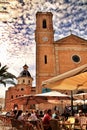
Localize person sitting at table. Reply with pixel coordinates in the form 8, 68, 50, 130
28, 110, 38, 121
64, 114, 75, 130
52, 110, 59, 119
15, 110, 24, 121
74, 117, 80, 130
39, 110, 44, 119
42, 109, 52, 130
15, 110, 34, 130
79, 113, 87, 130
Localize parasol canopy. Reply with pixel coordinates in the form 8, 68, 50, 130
42, 64, 87, 91
10, 95, 48, 105
73, 92, 87, 100
35, 91, 71, 100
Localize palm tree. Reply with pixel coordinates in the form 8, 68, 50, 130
0, 63, 16, 86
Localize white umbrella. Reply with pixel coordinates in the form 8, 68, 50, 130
73, 93, 87, 100
10, 95, 48, 105
36, 91, 71, 114
35, 91, 71, 100
47, 99, 71, 105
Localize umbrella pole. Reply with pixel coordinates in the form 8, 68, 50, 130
71, 90, 74, 116
83, 95, 86, 113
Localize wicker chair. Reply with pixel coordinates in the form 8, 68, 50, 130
37, 119, 44, 130
49, 119, 61, 130
11, 118, 17, 130
11, 118, 34, 130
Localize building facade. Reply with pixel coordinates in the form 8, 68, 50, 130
35, 12, 87, 95
5, 64, 36, 111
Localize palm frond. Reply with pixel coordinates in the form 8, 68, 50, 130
0, 65, 8, 76
0, 64, 17, 87
0, 80, 6, 87
4, 80, 16, 86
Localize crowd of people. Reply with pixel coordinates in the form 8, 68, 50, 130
4, 108, 87, 130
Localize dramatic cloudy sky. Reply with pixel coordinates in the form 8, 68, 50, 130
0, 0, 87, 97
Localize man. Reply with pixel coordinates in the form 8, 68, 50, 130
42, 109, 52, 130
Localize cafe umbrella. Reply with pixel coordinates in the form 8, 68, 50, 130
73, 92, 87, 101
35, 91, 71, 100
73, 92, 87, 111
10, 94, 48, 105
36, 91, 71, 113
42, 64, 87, 91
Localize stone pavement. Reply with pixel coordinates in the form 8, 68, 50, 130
0, 120, 12, 130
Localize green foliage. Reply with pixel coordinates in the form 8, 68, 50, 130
0, 64, 16, 87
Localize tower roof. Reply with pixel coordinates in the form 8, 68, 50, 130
19, 64, 31, 77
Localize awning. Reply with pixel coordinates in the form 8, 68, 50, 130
42, 64, 87, 91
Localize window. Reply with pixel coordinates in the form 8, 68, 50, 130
23, 79, 25, 83
43, 19, 47, 28
28, 80, 30, 84
14, 104, 18, 109
44, 55, 47, 64
11, 95, 13, 99
21, 88, 24, 91
72, 55, 80, 63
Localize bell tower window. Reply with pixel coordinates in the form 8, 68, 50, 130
43, 19, 47, 28
44, 55, 47, 64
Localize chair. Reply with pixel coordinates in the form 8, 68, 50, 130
74, 123, 82, 130
31, 120, 44, 130
11, 118, 17, 130
11, 118, 31, 130
49, 119, 61, 130
37, 119, 44, 130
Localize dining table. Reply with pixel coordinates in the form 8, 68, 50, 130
26, 119, 40, 130
59, 120, 75, 130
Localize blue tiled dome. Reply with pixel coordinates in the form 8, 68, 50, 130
20, 70, 31, 77
19, 64, 31, 77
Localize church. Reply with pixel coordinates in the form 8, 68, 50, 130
35, 12, 87, 96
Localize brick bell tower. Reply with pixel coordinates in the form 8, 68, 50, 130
35, 12, 56, 93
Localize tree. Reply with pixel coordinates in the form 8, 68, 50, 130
0, 63, 16, 87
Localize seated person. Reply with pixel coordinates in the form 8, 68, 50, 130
79, 113, 87, 130
65, 115, 75, 129
42, 109, 52, 130
15, 110, 24, 121
52, 110, 59, 119
15, 110, 34, 130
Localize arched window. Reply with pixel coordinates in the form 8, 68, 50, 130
28, 80, 30, 84
11, 95, 13, 99
44, 55, 47, 64
23, 79, 25, 83
21, 88, 24, 91
43, 19, 47, 28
